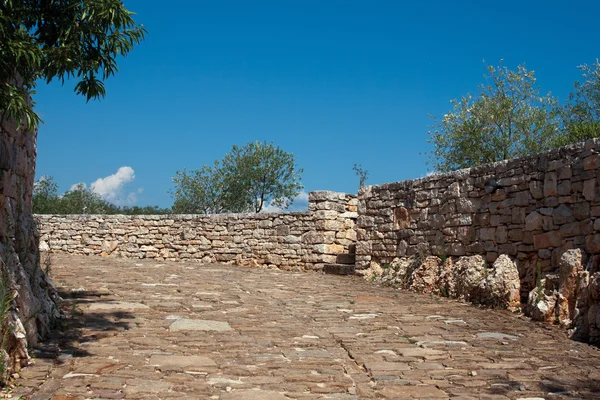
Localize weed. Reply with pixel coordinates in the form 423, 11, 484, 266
536, 262, 544, 299
70, 300, 82, 317
400, 334, 417, 344
0, 259, 13, 380
43, 248, 52, 276
415, 245, 427, 263
381, 264, 391, 270
349, 300, 355, 305
438, 249, 448, 263
370, 273, 378, 282
440, 286, 448, 298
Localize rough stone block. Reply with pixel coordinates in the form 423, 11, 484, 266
323, 263, 355, 275
534, 231, 563, 249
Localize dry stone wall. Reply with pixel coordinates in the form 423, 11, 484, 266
0, 88, 60, 380
36, 191, 357, 271
356, 138, 600, 293
356, 138, 600, 345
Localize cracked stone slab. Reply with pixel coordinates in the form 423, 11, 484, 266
87, 301, 149, 311
169, 319, 232, 332
148, 355, 216, 371
220, 389, 289, 400
476, 331, 519, 340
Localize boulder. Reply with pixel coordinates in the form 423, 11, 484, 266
482, 255, 521, 309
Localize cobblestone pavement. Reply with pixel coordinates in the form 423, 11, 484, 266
13, 254, 600, 399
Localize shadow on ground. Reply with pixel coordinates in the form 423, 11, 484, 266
32, 289, 135, 362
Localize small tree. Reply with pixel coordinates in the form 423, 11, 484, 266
555, 60, 600, 147
353, 164, 368, 189
171, 163, 236, 214
171, 142, 303, 214
59, 183, 116, 214
222, 141, 303, 212
33, 177, 118, 214
428, 61, 560, 172
1, 0, 146, 129
32, 175, 59, 213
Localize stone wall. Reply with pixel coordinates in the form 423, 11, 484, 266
356, 138, 600, 295
0, 91, 60, 380
36, 191, 357, 271
355, 138, 600, 345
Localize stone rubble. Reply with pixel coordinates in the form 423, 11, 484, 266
360, 254, 521, 310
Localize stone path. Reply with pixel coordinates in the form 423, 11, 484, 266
12, 254, 600, 399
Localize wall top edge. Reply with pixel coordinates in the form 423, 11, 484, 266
361, 138, 600, 194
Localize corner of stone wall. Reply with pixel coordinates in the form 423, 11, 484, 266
307, 191, 358, 269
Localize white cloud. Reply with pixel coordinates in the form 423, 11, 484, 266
90, 166, 135, 200
261, 190, 309, 213
84, 166, 141, 206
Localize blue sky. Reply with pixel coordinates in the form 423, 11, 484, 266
34, 0, 600, 209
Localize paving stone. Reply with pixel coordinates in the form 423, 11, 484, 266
476, 332, 519, 340
377, 384, 448, 398
87, 301, 149, 311
220, 389, 290, 399
148, 355, 217, 371
169, 319, 233, 331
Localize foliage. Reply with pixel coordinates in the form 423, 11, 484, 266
428, 61, 560, 172
0, 0, 146, 130
171, 162, 232, 214
32, 175, 59, 214
0, 259, 11, 382
58, 183, 115, 214
353, 164, 368, 189
222, 141, 304, 212
554, 60, 600, 147
171, 141, 303, 214
32, 176, 169, 215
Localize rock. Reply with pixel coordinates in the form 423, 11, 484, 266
88, 301, 149, 311
525, 211, 543, 231
221, 390, 289, 400
409, 256, 442, 295
101, 240, 118, 254
557, 249, 584, 324
148, 355, 216, 371
451, 255, 486, 301
169, 319, 233, 332
39, 241, 50, 252
482, 255, 521, 309
323, 263, 355, 275
533, 231, 562, 249
586, 273, 600, 345
476, 332, 518, 340
544, 172, 558, 197
526, 285, 558, 323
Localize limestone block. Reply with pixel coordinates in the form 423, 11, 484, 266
583, 179, 596, 201
544, 172, 558, 197
553, 204, 574, 225
586, 234, 600, 253
525, 211, 543, 231
312, 244, 345, 255
309, 191, 346, 202
533, 231, 562, 249
529, 181, 544, 199
583, 154, 600, 170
